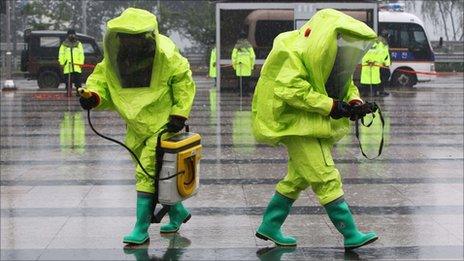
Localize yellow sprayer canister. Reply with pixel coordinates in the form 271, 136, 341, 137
157, 132, 201, 205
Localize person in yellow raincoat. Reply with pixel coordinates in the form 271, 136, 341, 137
209, 46, 217, 85
252, 9, 378, 250
58, 29, 84, 94
231, 32, 255, 95
360, 38, 390, 97
378, 30, 391, 96
78, 8, 196, 246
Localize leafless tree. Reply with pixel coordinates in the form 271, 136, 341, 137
409, 0, 464, 41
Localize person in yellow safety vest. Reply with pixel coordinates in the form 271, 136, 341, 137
378, 30, 391, 96
77, 8, 196, 247
209, 47, 217, 85
58, 29, 84, 95
252, 9, 378, 250
360, 40, 386, 97
231, 33, 255, 95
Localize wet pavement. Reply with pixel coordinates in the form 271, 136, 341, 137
1, 76, 463, 260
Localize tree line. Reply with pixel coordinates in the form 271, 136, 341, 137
1, 0, 216, 48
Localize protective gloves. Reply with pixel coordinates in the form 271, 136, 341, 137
348, 100, 363, 107
329, 100, 352, 119
166, 115, 187, 133
78, 89, 100, 110
349, 100, 376, 121
348, 100, 365, 121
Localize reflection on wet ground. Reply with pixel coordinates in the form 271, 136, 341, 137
1, 76, 463, 260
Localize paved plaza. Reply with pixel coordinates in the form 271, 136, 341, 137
1, 75, 463, 260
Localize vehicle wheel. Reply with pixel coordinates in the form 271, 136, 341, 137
391, 71, 415, 88
37, 70, 60, 89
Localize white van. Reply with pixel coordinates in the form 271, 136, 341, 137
379, 10, 435, 87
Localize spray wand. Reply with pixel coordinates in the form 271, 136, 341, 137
77, 88, 183, 181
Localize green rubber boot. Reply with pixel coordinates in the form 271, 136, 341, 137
324, 197, 378, 250
123, 193, 154, 245
160, 202, 191, 233
255, 193, 297, 246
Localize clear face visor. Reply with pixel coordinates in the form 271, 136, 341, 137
109, 33, 156, 88
325, 34, 374, 99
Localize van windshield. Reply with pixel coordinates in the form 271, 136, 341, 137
379, 22, 433, 61
255, 20, 294, 59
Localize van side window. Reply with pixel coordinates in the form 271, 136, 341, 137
379, 22, 432, 60
255, 20, 293, 47
255, 20, 294, 59
82, 42, 96, 55
40, 37, 61, 47
38, 36, 61, 58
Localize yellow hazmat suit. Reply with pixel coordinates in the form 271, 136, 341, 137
85, 8, 196, 193
252, 9, 376, 204
253, 9, 378, 249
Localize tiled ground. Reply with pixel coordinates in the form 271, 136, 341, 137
1, 75, 463, 260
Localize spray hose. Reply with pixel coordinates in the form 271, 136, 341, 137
350, 102, 385, 159
84, 109, 184, 181
85, 109, 154, 177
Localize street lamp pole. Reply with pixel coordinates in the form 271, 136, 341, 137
5, 0, 11, 79
157, 0, 161, 21
3, 0, 16, 90
82, 0, 87, 34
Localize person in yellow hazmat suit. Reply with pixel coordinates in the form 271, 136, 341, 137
252, 9, 378, 250
78, 8, 196, 246
231, 32, 255, 95
209, 47, 217, 85
58, 29, 84, 95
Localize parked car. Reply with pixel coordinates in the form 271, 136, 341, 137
20, 29, 103, 89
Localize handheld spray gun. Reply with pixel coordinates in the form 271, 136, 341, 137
77, 88, 198, 223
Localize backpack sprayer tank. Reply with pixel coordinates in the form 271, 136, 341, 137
157, 132, 201, 204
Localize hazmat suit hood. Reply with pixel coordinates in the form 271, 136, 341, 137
104, 8, 159, 88
87, 8, 196, 150
298, 9, 377, 99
